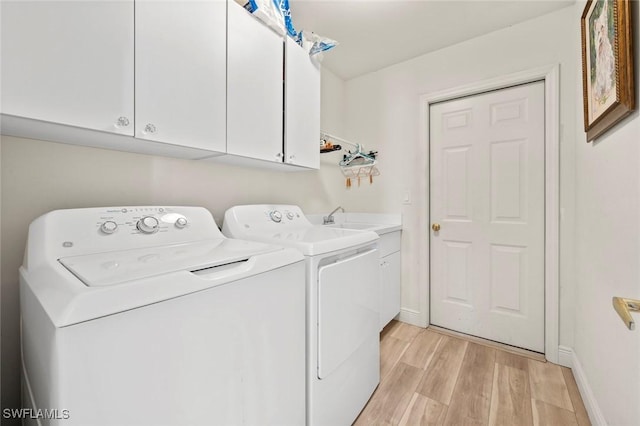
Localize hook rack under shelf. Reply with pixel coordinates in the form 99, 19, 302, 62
320, 130, 380, 188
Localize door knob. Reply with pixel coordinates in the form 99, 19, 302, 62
613, 297, 640, 330
432, 223, 441, 232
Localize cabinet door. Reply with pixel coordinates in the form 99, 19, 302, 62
380, 252, 401, 328
284, 38, 320, 169
135, 0, 226, 152
227, 1, 283, 163
1, 1, 134, 135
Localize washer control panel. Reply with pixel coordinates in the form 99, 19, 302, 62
96, 207, 192, 236
41, 206, 223, 259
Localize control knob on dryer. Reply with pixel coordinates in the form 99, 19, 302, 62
269, 210, 283, 223
137, 216, 159, 234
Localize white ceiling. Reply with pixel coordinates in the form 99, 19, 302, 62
289, 1, 575, 80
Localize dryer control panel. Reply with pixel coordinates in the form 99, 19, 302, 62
223, 205, 311, 234
267, 207, 302, 224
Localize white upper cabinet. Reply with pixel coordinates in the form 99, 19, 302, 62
135, 1, 226, 153
1, 0, 320, 168
226, 0, 284, 163
1, 1, 134, 135
284, 38, 320, 169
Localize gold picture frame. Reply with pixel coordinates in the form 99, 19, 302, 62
581, 0, 635, 142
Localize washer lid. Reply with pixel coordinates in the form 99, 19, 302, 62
237, 227, 379, 256
59, 238, 279, 287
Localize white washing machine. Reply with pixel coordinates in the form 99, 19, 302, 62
20, 206, 306, 426
223, 205, 380, 426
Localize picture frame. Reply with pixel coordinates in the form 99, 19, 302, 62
581, 0, 635, 142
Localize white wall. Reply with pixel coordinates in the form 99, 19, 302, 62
571, 1, 640, 424
342, 6, 578, 345
0, 68, 347, 414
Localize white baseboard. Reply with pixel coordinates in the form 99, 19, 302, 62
570, 349, 607, 426
398, 308, 426, 328
558, 345, 573, 368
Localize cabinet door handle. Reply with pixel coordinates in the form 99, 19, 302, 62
115, 116, 130, 128
288, 154, 296, 163
144, 123, 157, 134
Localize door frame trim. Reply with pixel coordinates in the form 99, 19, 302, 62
415, 64, 560, 363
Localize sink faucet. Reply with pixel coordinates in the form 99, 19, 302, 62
323, 206, 344, 225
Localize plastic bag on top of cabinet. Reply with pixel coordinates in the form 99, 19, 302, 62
279, 0, 297, 38
235, 0, 297, 38
297, 31, 338, 57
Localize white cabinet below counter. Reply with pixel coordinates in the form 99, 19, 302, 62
377, 231, 402, 329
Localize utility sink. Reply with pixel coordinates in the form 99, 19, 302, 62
307, 213, 402, 235
325, 223, 380, 230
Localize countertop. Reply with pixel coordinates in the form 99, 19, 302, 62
306, 212, 402, 235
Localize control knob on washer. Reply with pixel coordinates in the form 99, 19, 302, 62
269, 210, 283, 223
175, 217, 188, 229
100, 221, 118, 234
137, 216, 159, 234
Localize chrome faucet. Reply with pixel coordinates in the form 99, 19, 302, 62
323, 206, 344, 225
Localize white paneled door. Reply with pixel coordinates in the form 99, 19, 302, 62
430, 81, 545, 352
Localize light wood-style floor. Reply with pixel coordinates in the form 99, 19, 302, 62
354, 320, 591, 426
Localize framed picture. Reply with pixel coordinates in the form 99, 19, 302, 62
581, 0, 635, 142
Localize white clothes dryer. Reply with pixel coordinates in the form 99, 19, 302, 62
20, 206, 306, 426
223, 205, 380, 426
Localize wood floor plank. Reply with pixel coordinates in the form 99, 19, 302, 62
416, 336, 468, 405
366, 321, 592, 426
444, 342, 496, 425
495, 350, 530, 372
381, 319, 400, 339
561, 367, 592, 426
488, 364, 533, 426
383, 320, 404, 337
390, 320, 422, 342
398, 393, 448, 426
428, 326, 545, 362
356, 362, 424, 425
532, 399, 578, 426
528, 360, 573, 411
400, 330, 442, 370
380, 335, 410, 381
